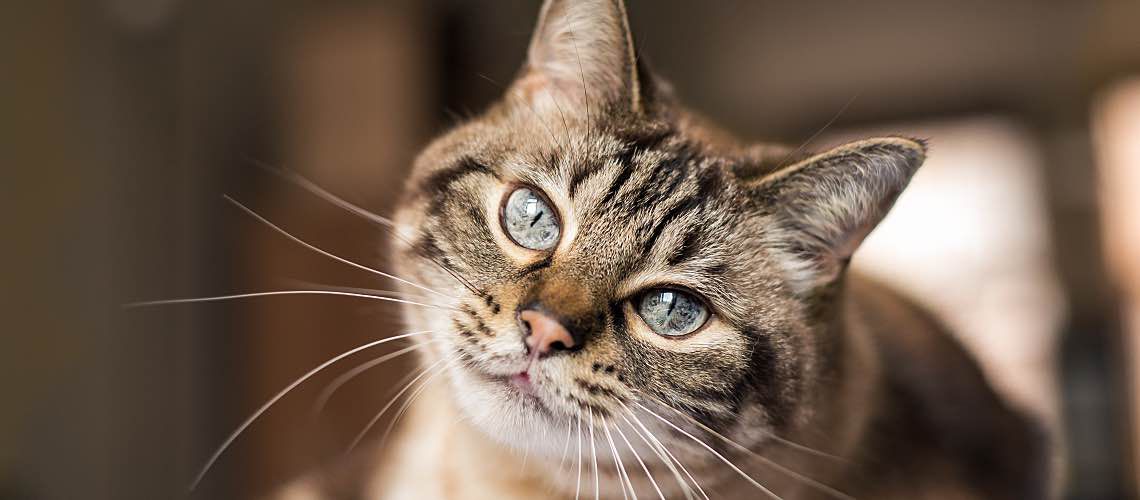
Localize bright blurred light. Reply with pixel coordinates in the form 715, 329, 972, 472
1093, 76, 1140, 492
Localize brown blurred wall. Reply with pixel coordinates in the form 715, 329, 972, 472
4, 1, 1140, 499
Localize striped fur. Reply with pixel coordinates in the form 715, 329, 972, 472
343, 1, 1049, 498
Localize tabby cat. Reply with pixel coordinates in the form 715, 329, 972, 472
285, 0, 1047, 498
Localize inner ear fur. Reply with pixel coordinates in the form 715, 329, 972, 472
512, 0, 648, 116
749, 137, 927, 294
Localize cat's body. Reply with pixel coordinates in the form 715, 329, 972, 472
279, 1, 1046, 498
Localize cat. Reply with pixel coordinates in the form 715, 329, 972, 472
279, 0, 1047, 498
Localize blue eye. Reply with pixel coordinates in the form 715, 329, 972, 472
501, 187, 560, 250
637, 289, 709, 337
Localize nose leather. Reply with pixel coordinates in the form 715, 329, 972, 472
520, 309, 576, 356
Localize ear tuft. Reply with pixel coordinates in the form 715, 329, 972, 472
514, 0, 645, 116
752, 137, 927, 294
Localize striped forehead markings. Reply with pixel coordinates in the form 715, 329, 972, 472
417, 157, 500, 200
631, 165, 725, 260
567, 130, 672, 199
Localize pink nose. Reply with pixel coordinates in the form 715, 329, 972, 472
519, 309, 577, 356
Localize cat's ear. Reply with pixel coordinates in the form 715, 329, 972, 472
514, 0, 647, 116
749, 137, 926, 294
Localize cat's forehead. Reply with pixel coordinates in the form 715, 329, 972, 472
477, 128, 769, 316
408, 119, 789, 318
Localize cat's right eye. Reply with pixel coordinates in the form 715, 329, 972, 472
636, 288, 710, 338
500, 186, 561, 251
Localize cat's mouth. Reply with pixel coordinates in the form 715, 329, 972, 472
508, 371, 535, 395
499, 371, 544, 403
467, 365, 553, 413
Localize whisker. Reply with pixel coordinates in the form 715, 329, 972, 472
636, 392, 846, 461
567, 29, 592, 144
576, 412, 584, 500
377, 358, 454, 450
616, 412, 687, 499
475, 71, 573, 148
312, 341, 436, 415
223, 195, 456, 301
124, 290, 452, 312
242, 159, 396, 228
186, 330, 433, 491
558, 414, 574, 477
634, 402, 783, 500
520, 437, 531, 476
613, 417, 666, 500
477, 72, 564, 152
619, 406, 704, 500
777, 91, 862, 168
764, 434, 849, 463
601, 415, 636, 500
588, 408, 599, 500
648, 397, 855, 500
284, 279, 443, 306
346, 357, 448, 452
241, 158, 485, 297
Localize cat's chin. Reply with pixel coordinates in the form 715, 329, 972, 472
444, 362, 574, 457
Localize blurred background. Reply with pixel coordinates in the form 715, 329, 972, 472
4, 0, 1140, 498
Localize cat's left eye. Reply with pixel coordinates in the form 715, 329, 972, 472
500, 186, 561, 251
636, 288, 710, 337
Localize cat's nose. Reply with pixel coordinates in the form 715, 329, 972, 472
519, 309, 577, 357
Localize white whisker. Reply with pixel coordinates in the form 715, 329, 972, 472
616, 412, 684, 499
223, 195, 455, 301
347, 357, 449, 452
602, 415, 636, 500
589, 408, 599, 500
242, 161, 396, 228
777, 91, 861, 168
567, 29, 592, 142
576, 412, 584, 500
125, 290, 453, 311
479, 72, 563, 151
619, 406, 704, 500
284, 280, 443, 306
187, 330, 433, 491
239, 162, 484, 296
313, 341, 435, 415
641, 393, 844, 463
635, 402, 783, 500
649, 397, 855, 500
378, 359, 453, 449
613, 417, 665, 500
520, 437, 531, 475
558, 413, 574, 477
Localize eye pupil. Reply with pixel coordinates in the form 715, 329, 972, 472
637, 289, 709, 337
502, 187, 560, 250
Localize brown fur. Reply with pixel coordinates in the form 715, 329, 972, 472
279, 1, 1047, 498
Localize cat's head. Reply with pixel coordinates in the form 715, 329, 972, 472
392, 0, 923, 466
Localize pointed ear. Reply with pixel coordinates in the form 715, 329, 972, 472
513, 0, 646, 116
750, 137, 927, 294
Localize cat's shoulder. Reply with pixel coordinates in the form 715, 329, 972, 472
843, 275, 1050, 498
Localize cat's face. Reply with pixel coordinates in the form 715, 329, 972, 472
393, 117, 806, 455
391, 0, 923, 467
